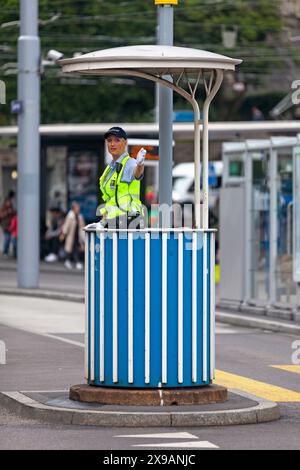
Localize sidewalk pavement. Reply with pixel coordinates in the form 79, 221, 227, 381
0, 295, 280, 427
0, 255, 84, 276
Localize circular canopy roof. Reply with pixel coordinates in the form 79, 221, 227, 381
60, 45, 242, 76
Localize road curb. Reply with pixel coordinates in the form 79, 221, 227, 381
0, 287, 84, 303
0, 389, 280, 427
216, 311, 300, 336
0, 262, 83, 276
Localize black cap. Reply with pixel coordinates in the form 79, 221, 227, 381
104, 127, 127, 140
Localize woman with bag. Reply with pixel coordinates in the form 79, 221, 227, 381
60, 202, 85, 270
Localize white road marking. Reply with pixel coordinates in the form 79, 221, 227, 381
0, 295, 84, 334
44, 334, 84, 348
115, 432, 198, 439
215, 323, 248, 334
0, 295, 85, 347
21, 389, 68, 393
133, 441, 219, 449
115, 432, 219, 449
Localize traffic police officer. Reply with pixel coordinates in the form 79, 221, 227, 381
98, 127, 146, 228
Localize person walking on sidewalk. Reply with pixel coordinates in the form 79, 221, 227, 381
44, 207, 65, 263
60, 202, 85, 270
0, 190, 16, 257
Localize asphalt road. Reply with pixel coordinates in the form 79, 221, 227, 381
0, 267, 84, 295
0, 295, 300, 450
0, 416, 300, 451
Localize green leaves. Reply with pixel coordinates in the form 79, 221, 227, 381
0, 0, 286, 124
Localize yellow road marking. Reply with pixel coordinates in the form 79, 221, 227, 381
215, 264, 220, 284
271, 365, 300, 375
215, 369, 300, 402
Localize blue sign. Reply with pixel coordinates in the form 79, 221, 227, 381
208, 163, 217, 188
11, 100, 23, 114
173, 110, 202, 122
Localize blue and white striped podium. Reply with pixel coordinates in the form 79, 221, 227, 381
84, 228, 216, 388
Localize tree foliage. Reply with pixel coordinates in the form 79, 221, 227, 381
0, 0, 286, 124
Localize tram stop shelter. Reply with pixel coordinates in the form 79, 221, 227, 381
220, 136, 300, 318
60, 45, 241, 405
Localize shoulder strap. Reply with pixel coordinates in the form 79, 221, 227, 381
116, 155, 131, 185
100, 165, 111, 184
115, 155, 132, 212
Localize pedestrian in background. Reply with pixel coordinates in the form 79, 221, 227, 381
0, 190, 16, 257
48, 190, 65, 213
60, 202, 85, 270
251, 106, 265, 121
44, 208, 65, 263
9, 213, 18, 259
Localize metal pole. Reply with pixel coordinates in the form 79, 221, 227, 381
155, 18, 160, 124
156, 1, 177, 228
192, 99, 201, 229
201, 70, 223, 229
269, 145, 278, 304
0, 164, 3, 203
287, 201, 293, 256
244, 145, 253, 302
17, 0, 40, 288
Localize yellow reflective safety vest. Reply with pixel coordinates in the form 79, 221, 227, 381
99, 155, 143, 220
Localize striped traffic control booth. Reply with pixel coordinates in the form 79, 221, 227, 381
60, 45, 241, 403
84, 228, 215, 389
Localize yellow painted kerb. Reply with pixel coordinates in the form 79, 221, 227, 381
271, 365, 300, 375
215, 369, 300, 402
155, 0, 179, 5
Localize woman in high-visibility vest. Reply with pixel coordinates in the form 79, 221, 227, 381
98, 127, 146, 229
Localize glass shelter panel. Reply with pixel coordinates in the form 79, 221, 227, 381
250, 152, 270, 302
293, 146, 300, 286
67, 150, 99, 223
275, 150, 295, 304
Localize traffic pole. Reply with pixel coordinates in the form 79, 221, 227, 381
17, 0, 40, 288
155, 0, 178, 228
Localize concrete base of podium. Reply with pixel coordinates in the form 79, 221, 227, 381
69, 384, 228, 406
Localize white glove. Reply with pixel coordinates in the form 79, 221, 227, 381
85, 221, 105, 231
136, 148, 147, 165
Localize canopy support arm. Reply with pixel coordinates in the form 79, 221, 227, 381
202, 70, 224, 229
96, 68, 223, 228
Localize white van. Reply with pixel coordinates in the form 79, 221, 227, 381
172, 161, 223, 208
